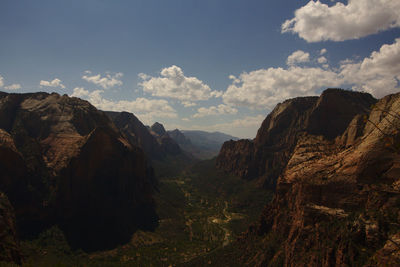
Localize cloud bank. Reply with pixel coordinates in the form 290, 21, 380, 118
71, 87, 177, 124
282, 0, 400, 42
193, 104, 238, 118
40, 78, 65, 88
139, 65, 222, 102
223, 38, 400, 109
82, 72, 123, 89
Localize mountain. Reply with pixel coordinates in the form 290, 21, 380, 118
149, 122, 182, 156
168, 129, 239, 159
208, 89, 400, 266
216, 88, 377, 188
0, 91, 158, 257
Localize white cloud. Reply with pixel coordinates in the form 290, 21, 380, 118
282, 0, 400, 42
71, 87, 177, 125
0, 75, 4, 87
4, 84, 21, 90
82, 72, 123, 89
193, 104, 238, 118
180, 115, 265, 138
320, 48, 327, 55
229, 75, 241, 84
40, 78, 65, 88
339, 37, 400, 97
139, 65, 221, 102
223, 38, 400, 109
317, 56, 328, 64
287, 50, 310, 65
223, 66, 342, 109
182, 101, 197, 107
71, 87, 90, 98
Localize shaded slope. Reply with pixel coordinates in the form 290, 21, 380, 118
0, 91, 157, 251
216, 89, 377, 188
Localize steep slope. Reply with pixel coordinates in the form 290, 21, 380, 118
105, 111, 164, 160
237, 92, 400, 266
216, 89, 377, 188
196, 90, 400, 266
0, 192, 21, 265
0, 91, 157, 251
149, 122, 182, 156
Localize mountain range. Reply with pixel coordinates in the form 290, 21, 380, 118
1, 88, 400, 266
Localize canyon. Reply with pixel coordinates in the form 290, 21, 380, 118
1, 89, 399, 266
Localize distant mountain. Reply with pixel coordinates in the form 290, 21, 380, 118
167, 129, 239, 159
149, 122, 182, 156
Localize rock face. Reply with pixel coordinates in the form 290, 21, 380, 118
229, 91, 400, 266
149, 122, 182, 156
168, 129, 192, 147
0, 192, 21, 265
0, 91, 158, 251
105, 113, 185, 160
105, 111, 165, 160
216, 89, 377, 188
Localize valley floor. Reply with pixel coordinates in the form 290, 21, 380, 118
14, 159, 270, 266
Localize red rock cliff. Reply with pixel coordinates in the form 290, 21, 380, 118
216, 89, 377, 188
235, 92, 400, 266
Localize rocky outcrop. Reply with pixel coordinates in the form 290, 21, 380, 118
0, 192, 21, 265
149, 122, 182, 156
0, 91, 158, 251
235, 92, 400, 266
216, 89, 377, 188
168, 129, 192, 147
105, 111, 164, 160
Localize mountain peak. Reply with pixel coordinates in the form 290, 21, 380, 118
151, 122, 166, 136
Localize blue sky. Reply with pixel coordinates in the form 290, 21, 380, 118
1, 0, 399, 138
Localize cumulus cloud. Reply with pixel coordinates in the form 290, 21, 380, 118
0, 75, 4, 87
4, 84, 21, 90
82, 72, 123, 89
223, 66, 341, 109
182, 101, 197, 107
287, 50, 310, 65
320, 48, 327, 55
282, 0, 400, 42
339, 37, 400, 97
40, 78, 65, 88
139, 65, 222, 102
181, 115, 265, 138
317, 56, 328, 64
193, 104, 238, 118
223, 38, 400, 109
71, 87, 177, 124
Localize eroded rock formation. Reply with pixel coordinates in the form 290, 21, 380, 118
216, 89, 377, 188
228, 90, 400, 266
0, 91, 158, 252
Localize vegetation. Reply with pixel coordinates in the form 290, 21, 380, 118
17, 158, 271, 266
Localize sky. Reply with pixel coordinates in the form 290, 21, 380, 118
1, 0, 399, 138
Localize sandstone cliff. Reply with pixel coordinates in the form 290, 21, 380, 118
149, 122, 182, 156
105, 111, 166, 160
231, 91, 400, 266
0, 91, 158, 252
216, 89, 377, 188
